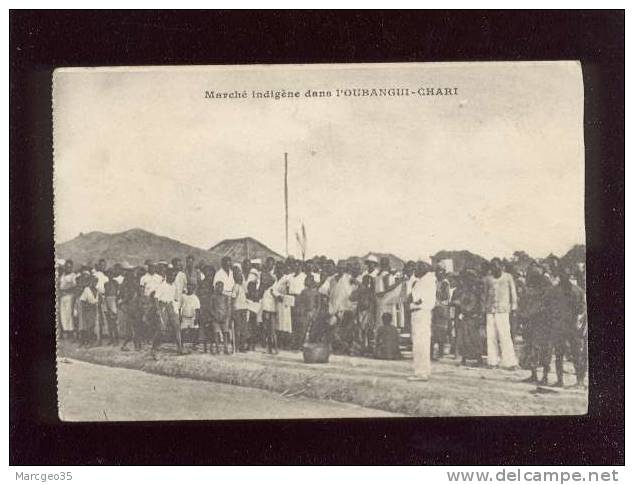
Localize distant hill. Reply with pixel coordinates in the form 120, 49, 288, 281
560, 244, 586, 269
208, 237, 284, 266
55, 228, 212, 267
431, 250, 487, 273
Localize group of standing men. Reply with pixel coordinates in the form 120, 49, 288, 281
56, 251, 587, 386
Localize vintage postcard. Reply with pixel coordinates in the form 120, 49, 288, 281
53, 62, 587, 420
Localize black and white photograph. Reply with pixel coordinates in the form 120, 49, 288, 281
52, 62, 589, 420
10, 9, 625, 468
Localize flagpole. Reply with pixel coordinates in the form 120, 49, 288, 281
284, 152, 289, 257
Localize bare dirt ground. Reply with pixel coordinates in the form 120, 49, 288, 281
58, 358, 402, 421
58, 340, 587, 417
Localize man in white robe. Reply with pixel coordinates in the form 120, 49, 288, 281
213, 256, 236, 297
172, 257, 188, 312
408, 261, 437, 381
92, 259, 110, 342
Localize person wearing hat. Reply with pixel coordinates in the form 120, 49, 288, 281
361, 254, 380, 281
247, 258, 262, 288
408, 260, 437, 381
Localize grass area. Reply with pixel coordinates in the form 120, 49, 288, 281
57, 340, 587, 417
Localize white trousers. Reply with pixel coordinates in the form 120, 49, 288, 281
486, 312, 518, 367
411, 309, 432, 378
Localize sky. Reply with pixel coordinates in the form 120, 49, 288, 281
53, 62, 585, 261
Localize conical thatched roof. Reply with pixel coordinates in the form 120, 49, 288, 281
208, 237, 284, 265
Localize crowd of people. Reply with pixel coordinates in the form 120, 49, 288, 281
56, 251, 587, 387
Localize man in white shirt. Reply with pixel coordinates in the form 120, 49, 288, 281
483, 258, 519, 369
213, 256, 235, 297
171, 257, 188, 310
408, 261, 437, 381
140, 263, 163, 297
152, 268, 184, 357
92, 259, 109, 343
361, 254, 380, 282
286, 260, 308, 349
289, 261, 307, 296
112, 263, 125, 285
92, 259, 109, 295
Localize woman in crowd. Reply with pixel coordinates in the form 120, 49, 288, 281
78, 275, 99, 346
273, 261, 293, 350
119, 267, 142, 351
231, 267, 249, 352
196, 265, 216, 353
451, 269, 484, 366
519, 266, 550, 383
58, 260, 77, 340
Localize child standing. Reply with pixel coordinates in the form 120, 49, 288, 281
181, 283, 201, 350
210, 281, 231, 354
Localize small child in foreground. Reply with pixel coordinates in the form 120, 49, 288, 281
374, 312, 402, 360
180, 283, 200, 350
296, 274, 321, 347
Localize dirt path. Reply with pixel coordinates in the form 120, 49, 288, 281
57, 358, 402, 421
58, 341, 587, 417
